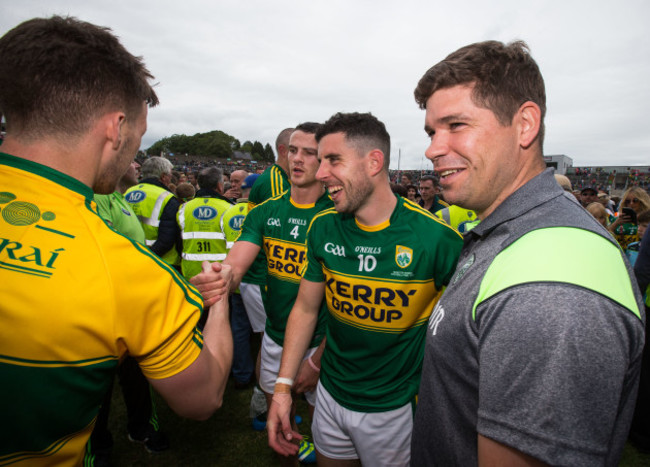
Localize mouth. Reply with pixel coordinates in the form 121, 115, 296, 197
327, 185, 343, 200
438, 169, 461, 179
436, 168, 465, 185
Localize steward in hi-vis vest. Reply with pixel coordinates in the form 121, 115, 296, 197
178, 188, 233, 280
124, 157, 181, 267
435, 205, 479, 234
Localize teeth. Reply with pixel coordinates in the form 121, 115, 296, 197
440, 169, 459, 178
329, 186, 342, 193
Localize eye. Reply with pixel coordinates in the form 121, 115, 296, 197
449, 122, 465, 130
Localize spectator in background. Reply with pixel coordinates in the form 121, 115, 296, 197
224, 169, 248, 201
176, 182, 196, 202
598, 191, 616, 216
406, 184, 420, 202
579, 186, 598, 207
609, 187, 650, 250
419, 174, 449, 213
586, 202, 609, 228
187, 171, 198, 190
626, 210, 650, 267
390, 182, 408, 197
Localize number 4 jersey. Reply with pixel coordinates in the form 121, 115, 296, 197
302, 196, 463, 412
237, 190, 333, 347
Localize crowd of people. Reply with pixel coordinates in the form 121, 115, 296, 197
1, 15, 650, 467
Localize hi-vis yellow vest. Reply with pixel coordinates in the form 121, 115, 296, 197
177, 196, 231, 280
124, 183, 180, 266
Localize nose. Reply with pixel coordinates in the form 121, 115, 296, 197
316, 161, 329, 182
424, 131, 449, 163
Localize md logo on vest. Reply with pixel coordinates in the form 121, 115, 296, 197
229, 215, 245, 232
125, 190, 146, 204
193, 206, 218, 220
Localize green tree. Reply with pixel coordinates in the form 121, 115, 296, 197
263, 143, 275, 162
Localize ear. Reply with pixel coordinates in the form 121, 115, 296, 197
366, 149, 385, 177
517, 101, 541, 149
104, 111, 127, 151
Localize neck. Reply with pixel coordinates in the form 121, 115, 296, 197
478, 153, 546, 220
290, 181, 325, 205
276, 154, 289, 173
355, 182, 398, 226
1, 134, 99, 188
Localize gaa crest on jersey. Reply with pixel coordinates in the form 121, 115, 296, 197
395, 245, 413, 268
124, 190, 146, 204
192, 206, 218, 220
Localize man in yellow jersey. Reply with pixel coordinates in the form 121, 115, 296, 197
0, 16, 232, 466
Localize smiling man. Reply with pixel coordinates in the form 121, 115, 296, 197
267, 112, 462, 466
218, 122, 331, 466
410, 40, 645, 466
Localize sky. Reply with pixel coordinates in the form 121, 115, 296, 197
2, 0, 649, 169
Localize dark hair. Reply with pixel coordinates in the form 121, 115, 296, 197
198, 167, 223, 191
390, 183, 408, 197
638, 209, 650, 225
414, 40, 546, 148
294, 122, 321, 135
0, 16, 158, 139
420, 175, 439, 186
315, 112, 390, 171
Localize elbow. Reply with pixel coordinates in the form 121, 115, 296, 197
178, 395, 222, 421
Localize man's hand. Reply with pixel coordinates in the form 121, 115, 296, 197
190, 261, 229, 307
223, 187, 241, 200
294, 358, 319, 394
267, 391, 301, 456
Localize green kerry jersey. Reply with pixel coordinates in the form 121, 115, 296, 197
238, 190, 333, 347
303, 196, 463, 412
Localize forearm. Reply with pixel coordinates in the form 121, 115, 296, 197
148, 294, 232, 420
224, 241, 259, 291
201, 294, 234, 406
279, 302, 319, 381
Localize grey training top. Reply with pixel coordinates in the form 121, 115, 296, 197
411, 169, 645, 466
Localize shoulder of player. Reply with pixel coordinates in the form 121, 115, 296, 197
400, 197, 463, 240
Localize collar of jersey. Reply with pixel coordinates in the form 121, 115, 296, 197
355, 217, 390, 232
1, 152, 94, 201
290, 197, 315, 209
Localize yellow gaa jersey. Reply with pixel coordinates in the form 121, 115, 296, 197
0, 153, 203, 466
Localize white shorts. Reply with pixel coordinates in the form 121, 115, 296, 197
312, 382, 412, 466
259, 332, 317, 406
239, 282, 266, 333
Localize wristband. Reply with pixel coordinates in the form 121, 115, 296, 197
276, 377, 294, 386
274, 383, 292, 394
307, 356, 320, 372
